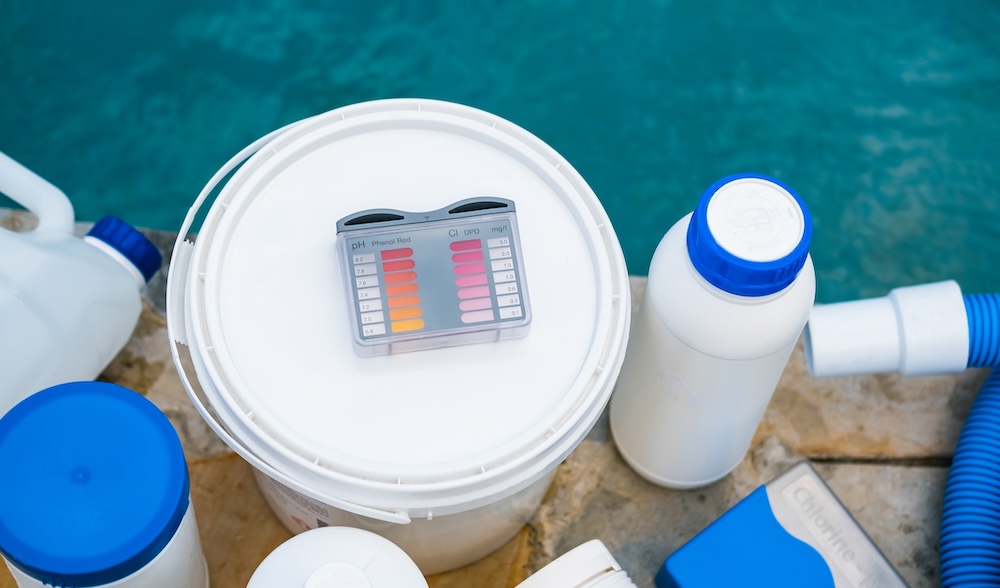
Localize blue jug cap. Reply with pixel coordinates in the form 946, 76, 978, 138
687, 173, 812, 297
0, 382, 190, 586
87, 217, 163, 282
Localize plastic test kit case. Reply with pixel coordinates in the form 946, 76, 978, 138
337, 197, 531, 356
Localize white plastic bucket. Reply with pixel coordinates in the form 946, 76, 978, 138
166, 99, 630, 574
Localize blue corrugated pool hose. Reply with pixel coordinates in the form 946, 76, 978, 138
939, 293, 1000, 587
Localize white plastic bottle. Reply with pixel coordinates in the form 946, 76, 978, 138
0, 151, 161, 417
610, 174, 815, 489
517, 540, 636, 588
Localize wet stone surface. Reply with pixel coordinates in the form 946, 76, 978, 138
0, 212, 969, 587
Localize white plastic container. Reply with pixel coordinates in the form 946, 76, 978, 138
248, 527, 427, 587
517, 540, 636, 588
0, 382, 208, 588
610, 174, 815, 489
167, 99, 631, 574
0, 151, 162, 417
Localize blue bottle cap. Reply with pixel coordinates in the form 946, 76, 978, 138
0, 382, 189, 586
87, 216, 163, 283
687, 174, 812, 297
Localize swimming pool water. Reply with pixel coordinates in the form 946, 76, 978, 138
2, 0, 999, 303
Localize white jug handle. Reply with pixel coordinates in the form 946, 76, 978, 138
0, 150, 74, 236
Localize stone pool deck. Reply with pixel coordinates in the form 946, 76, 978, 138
1, 210, 981, 587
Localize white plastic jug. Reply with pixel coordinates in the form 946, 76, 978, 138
0, 151, 162, 417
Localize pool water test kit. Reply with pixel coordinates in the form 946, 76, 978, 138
337, 197, 530, 356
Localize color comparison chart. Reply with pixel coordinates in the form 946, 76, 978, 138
337, 198, 531, 356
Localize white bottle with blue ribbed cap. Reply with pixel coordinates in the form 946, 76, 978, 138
0, 151, 161, 417
610, 174, 815, 489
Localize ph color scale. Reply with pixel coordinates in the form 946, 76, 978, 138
337, 198, 531, 356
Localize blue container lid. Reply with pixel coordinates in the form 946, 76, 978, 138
687, 173, 812, 297
87, 216, 163, 283
0, 382, 189, 587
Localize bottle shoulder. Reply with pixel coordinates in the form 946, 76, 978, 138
643, 216, 815, 359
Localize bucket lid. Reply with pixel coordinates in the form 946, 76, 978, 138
171, 99, 630, 517
0, 382, 189, 586
247, 527, 427, 587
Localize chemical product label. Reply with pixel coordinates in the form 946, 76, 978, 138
254, 473, 332, 533
768, 464, 908, 588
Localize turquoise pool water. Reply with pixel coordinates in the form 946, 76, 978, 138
2, 1, 998, 303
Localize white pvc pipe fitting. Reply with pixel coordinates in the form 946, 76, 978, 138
804, 280, 969, 377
